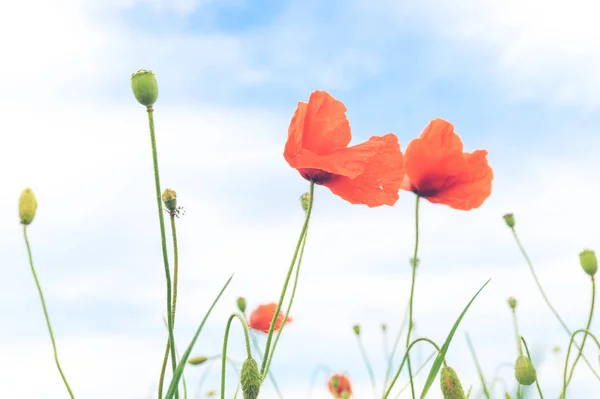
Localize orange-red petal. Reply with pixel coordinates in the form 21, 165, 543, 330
324, 134, 405, 207
284, 91, 352, 163
328, 374, 353, 397
403, 118, 493, 210
248, 303, 292, 333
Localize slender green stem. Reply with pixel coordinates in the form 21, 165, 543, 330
520, 337, 544, 399
23, 225, 75, 399
511, 309, 522, 356
264, 225, 310, 377
260, 182, 315, 376
355, 334, 378, 398
565, 276, 595, 389
221, 313, 252, 399
146, 106, 178, 399
561, 329, 600, 399
244, 314, 284, 399
465, 333, 490, 399
383, 302, 410, 394
159, 214, 182, 398
405, 195, 421, 399
394, 351, 436, 399
383, 337, 444, 399
509, 228, 599, 380
160, 317, 187, 399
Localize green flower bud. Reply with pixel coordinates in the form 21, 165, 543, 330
514, 355, 536, 385
240, 357, 261, 399
579, 249, 597, 277
381, 323, 388, 332
440, 366, 466, 399
19, 188, 38, 225
504, 393, 512, 399
352, 324, 361, 336
131, 69, 158, 106
162, 188, 177, 211
503, 213, 515, 229
236, 297, 247, 313
552, 345, 561, 353
507, 297, 517, 310
300, 192, 311, 213
206, 390, 216, 397
188, 356, 209, 365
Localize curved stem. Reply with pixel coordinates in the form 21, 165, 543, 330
405, 195, 421, 399
383, 302, 410, 394
561, 329, 600, 399
260, 182, 315, 376
355, 334, 378, 398
264, 225, 310, 378
394, 351, 436, 399
565, 276, 595, 388
159, 214, 182, 398
146, 106, 178, 399
383, 336, 444, 399
520, 337, 544, 399
220, 313, 253, 399
509, 227, 600, 380
23, 225, 75, 398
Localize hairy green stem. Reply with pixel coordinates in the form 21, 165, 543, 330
562, 329, 600, 398
260, 182, 315, 376
394, 351, 436, 399
146, 106, 178, 399
384, 302, 410, 394
405, 195, 421, 399
23, 225, 75, 398
220, 314, 253, 399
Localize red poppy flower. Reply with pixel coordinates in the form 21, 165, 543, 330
401, 118, 493, 210
328, 374, 353, 398
284, 90, 405, 207
248, 303, 292, 333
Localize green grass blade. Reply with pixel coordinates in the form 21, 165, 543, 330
419, 278, 491, 399
165, 274, 234, 399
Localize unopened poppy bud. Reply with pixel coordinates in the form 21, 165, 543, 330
162, 188, 177, 211
552, 345, 561, 353
507, 297, 517, 310
236, 297, 247, 313
579, 249, 597, 277
514, 355, 536, 385
240, 357, 261, 399
352, 324, 361, 336
381, 323, 387, 332
440, 366, 466, 399
300, 192, 311, 213
131, 69, 158, 106
206, 390, 216, 397
188, 356, 209, 365
19, 188, 38, 225
503, 213, 515, 229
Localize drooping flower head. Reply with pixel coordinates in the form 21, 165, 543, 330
248, 303, 292, 333
401, 118, 493, 210
284, 90, 405, 207
328, 374, 352, 398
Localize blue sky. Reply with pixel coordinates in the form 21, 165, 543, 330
2, 0, 600, 398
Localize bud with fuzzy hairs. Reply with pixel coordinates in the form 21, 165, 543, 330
188, 356, 209, 365
440, 366, 466, 399
162, 188, 177, 211
514, 355, 536, 385
240, 357, 261, 399
503, 213, 515, 229
19, 188, 38, 225
131, 69, 158, 106
579, 249, 597, 277
507, 297, 517, 310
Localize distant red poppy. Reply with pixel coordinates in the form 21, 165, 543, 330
401, 118, 493, 210
328, 374, 353, 398
248, 303, 292, 333
284, 90, 405, 207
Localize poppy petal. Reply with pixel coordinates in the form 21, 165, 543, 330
324, 134, 404, 207
283, 101, 308, 163
302, 91, 352, 155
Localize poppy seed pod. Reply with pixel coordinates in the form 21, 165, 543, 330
240, 357, 261, 399
188, 356, 209, 365
503, 213, 515, 229
507, 297, 517, 310
352, 324, 361, 336
300, 192, 311, 213
19, 188, 38, 225
440, 366, 466, 399
579, 249, 597, 277
514, 355, 536, 385
131, 69, 158, 106
236, 297, 247, 313
162, 188, 177, 211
